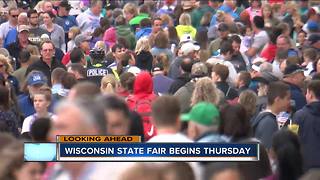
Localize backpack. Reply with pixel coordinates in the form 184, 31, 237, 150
133, 98, 157, 141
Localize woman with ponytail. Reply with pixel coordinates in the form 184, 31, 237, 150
100, 74, 118, 95
266, 129, 303, 180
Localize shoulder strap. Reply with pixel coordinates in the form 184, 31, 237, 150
225, 86, 231, 97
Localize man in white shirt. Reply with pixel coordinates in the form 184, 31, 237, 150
76, 0, 102, 34
207, 40, 238, 86
148, 96, 192, 142
0, 7, 19, 47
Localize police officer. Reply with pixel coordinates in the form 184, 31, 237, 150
86, 47, 116, 86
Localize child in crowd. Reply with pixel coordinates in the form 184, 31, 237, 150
67, 26, 81, 52
21, 87, 55, 136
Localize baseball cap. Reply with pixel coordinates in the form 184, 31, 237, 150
251, 62, 263, 72
18, 25, 29, 33
17, 1, 29, 9
191, 62, 208, 77
252, 72, 279, 84
181, 102, 220, 126
306, 21, 319, 32
180, 42, 200, 55
308, 34, 320, 45
283, 64, 305, 77
182, 0, 194, 10
75, 34, 91, 47
27, 71, 47, 86
180, 34, 193, 44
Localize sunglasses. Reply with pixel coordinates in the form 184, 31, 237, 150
11, 15, 19, 18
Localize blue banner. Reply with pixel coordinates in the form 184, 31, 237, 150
58, 143, 259, 161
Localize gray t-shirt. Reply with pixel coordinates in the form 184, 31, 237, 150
251, 30, 269, 54
40, 24, 65, 52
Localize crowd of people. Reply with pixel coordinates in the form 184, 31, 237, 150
0, 0, 319, 179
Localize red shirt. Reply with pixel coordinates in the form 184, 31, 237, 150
260, 43, 277, 62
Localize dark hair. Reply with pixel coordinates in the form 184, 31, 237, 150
154, 31, 169, 49
115, 15, 126, 26
91, 27, 104, 38
27, 9, 38, 18
120, 72, 135, 93
68, 63, 86, 78
212, 64, 229, 82
152, 17, 162, 25
220, 40, 234, 55
272, 129, 303, 180
180, 57, 193, 73
196, 29, 209, 49
314, 59, 320, 74
253, 16, 264, 29
61, 73, 77, 89
238, 71, 251, 87
30, 117, 51, 142
100, 17, 110, 32
276, 49, 288, 60
219, 104, 251, 141
267, 81, 290, 105
51, 67, 66, 84
139, 4, 150, 15
167, 26, 179, 45
312, 73, 320, 80
43, 10, 56, 19
303, 48, 318, 62
98, 95, 130, 119
268, 26, 282, 44
307, 80, 320, 100
230, 35, 241, 44
18, 49, 30, 64
117, 37, 130, 49
140, 18, 152, 28
0, 85, 10, 111
111, 43, 124, 53
152, 96, 180, 127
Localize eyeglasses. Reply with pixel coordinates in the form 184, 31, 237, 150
11, 15, 19, 18
42, 49, 54, 52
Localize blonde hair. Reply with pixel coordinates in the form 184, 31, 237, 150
191, 77, 220, 106
100, 74, 117, 94
0, 54, 13, 74
135, 36, 151, 55
285, 1, 302, 28
69, 26, 81, 40
238, 90, 257, 117
123, 3, 138, 17
34, 0, 45, 13
179, 13, 192, 26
